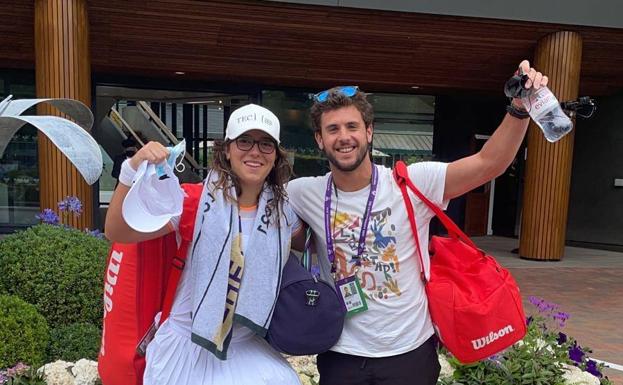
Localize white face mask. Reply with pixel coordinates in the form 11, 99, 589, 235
156, 139, 186, 179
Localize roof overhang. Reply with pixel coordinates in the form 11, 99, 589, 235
1, 0, 622, 96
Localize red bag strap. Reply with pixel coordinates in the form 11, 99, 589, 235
392, 161, 477, 280
159, 182, 204, 325
393, 161, 476, 248
393, 162, 428, 282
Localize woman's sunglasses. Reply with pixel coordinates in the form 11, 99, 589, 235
234, 136, 276, 154
313, 85, 359, 103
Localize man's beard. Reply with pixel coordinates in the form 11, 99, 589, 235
324, 142, 371, 172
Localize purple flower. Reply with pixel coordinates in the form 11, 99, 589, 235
487, 354, 501, 362
530, 296, 559, 314
568, 342, 585, 364
0, 371, 8, 385
526, 316, 534, 325
553, 311, 570, 327
58, 199, 68, 211
58, 196, 82, 214
557, 332, 568, 345
6, 362, 29, 377
36, 208, 60, 225
86, 228, 106, 239
585, 360, 603, 378
486, 354, 504, 369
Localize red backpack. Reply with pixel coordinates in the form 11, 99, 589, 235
98, 183, 203, 385
393, 161, 526, 363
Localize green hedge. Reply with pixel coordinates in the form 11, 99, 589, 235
0, 224, 109, 329
0, 295, 49, 368
47, 322, 101, 362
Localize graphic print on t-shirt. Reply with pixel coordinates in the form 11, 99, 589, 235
332, 206, 401, 301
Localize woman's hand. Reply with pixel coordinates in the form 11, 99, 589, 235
129, 141, 170, 170
105, 140, 174, 243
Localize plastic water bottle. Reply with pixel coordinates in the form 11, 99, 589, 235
521, 87, 573, 143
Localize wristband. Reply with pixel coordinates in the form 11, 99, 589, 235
118, 159, 137, 187
506, 102, 530, 119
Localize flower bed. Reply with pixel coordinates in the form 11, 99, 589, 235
286, 355, 319, 385
0, 360, 100, 385
1, 298, 616, 385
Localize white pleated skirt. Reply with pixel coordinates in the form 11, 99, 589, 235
144, 320, 301, 385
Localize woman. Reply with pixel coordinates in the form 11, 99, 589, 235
105, 104, 302, 385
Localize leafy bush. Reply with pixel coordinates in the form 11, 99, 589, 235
47, 323, 101, 362
0, 295, 49, 369
0, 224, 109, 329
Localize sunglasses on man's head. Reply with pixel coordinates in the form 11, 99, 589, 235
234, 136, 276, 154
313, 85, 359, 103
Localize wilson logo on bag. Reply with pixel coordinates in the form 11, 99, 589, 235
393, 161, 526, 364
98, 183, 202, 385
471, 325, 515, 350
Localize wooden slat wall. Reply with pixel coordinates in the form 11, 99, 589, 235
1, 0, 622, 96
519, 31, 582, 261
0, 1, 33, 70
35, 0, 93, 230
84, 0, 623, 96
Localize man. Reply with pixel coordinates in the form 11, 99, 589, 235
286, 60, 546, 385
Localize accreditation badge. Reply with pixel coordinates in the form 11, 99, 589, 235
136, 320, 158, 356
335, 275, 368, 317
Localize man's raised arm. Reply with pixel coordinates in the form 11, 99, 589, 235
444, 60, 548, 201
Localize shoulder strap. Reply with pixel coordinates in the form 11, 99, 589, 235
393, 161, 475, 247
393, 161, 476, 281
159, 182, 204, 325
393, 162, 427, 282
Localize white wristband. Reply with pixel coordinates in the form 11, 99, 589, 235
118, 159, 137, 187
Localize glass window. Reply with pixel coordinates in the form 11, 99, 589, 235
261, 90, 329, 177
1, 76, 38, 228
10, 83, 35, 99
262, 89, 436, 174
99, 146, 115, 205
368, 93, 435, 166
0, 124, 39, 226
205, 105, 224, 139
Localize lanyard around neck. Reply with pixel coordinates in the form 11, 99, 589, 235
324, 165, 378, 271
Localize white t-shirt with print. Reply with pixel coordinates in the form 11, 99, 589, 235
286, 162, 448, 357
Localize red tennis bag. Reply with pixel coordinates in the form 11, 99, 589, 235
98, 183, 203, 385
393, 161, 526, 364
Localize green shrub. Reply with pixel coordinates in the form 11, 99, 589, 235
0, 295, 49, 369
0, 224, 109, 329
47, 322, 101, 362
